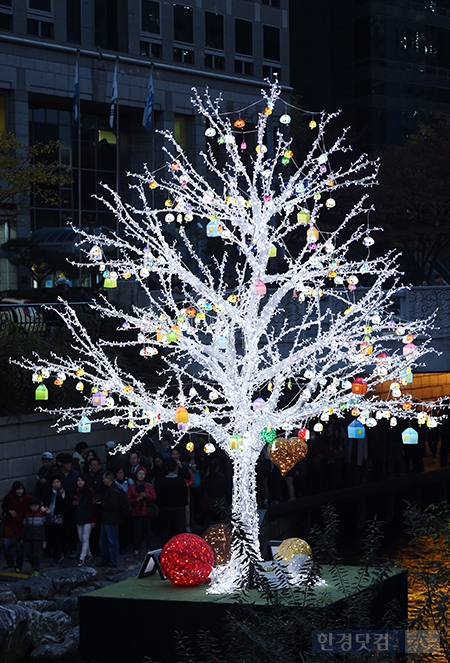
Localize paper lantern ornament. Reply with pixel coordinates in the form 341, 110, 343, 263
347, 419, 365, 439
254, 279, 267, 295
206, 219, 223, 237
252, 397, 266, 411
203, 524, 232, 566
229, 434, 243, 451
297, 428, 310, 441
351, 377, 368, 395
174, 406, 188, 430
268, 437, 308, 475
92, 391, 106, 407
160, 533, 214, 586
78, 416, 91, 433
402, 427, 419, 445
35, 384, 48, 401
296, 209, 310, 225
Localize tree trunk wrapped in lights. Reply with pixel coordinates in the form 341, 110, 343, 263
19, 82, 438, 593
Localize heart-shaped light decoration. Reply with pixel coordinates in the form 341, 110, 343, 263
268, 437, 308, 476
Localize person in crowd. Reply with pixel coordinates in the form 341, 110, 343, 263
86, 456, 105, 497
83, 449, 99, 473
56, 454, 80, 558
33, 452, 55, 504
159, 433, 173, 462
114, 466, 134, 552
200, 459, 230, 529
2, 481, 32, 573
157, 457, 188, 546
21, 496, 46, 576
46, 277, 79, 303
124, 449, 150, 479
152, 454, 167, 486
73, 474, 96, 566
55, 453, 66, 472
86, 456, 104, 556
73, 442, 89, 473
104, 441, 120, 472
141, 429, 157, 460
127, 467, 157, 557
98, 472, 122, 568
44, 476, 66, 566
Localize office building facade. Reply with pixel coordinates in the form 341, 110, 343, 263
0, 0, 290, 290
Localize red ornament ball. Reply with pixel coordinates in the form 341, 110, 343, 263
160, 533, 215, 586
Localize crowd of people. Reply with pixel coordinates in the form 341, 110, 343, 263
2, 415, 448, 575
0, 433, 232, 575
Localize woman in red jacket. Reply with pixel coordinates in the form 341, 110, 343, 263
127, 467, 156, 558
2, 481, 32, 572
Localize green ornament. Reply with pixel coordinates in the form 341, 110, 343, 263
261, 427, 277, 443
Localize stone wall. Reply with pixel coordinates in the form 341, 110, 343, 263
0, 412, 131, 498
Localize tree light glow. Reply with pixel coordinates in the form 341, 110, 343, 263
19, 82, 439, 593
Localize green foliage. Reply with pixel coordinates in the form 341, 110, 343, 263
400, 501, 450, 661
0, 131, 72, 219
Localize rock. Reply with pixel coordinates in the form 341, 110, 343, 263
104, 566, 137, 582
10, 575, 54, 601
17, 600, 59, 613
27, 608, 73, 647
53, 596, 79, 625
29, 625, 79, 660
0, 605, 31, 663
0, 586, 16, 604
41, 566, 97, 593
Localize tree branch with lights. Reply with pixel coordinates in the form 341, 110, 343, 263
19, 82, 439, 593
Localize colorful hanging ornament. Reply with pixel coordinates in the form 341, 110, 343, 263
78, 416, 91, 434
174, 406, 188, 430
351, 377, 368, 395
229, 434, 244, 451
254, 279, 267, 295
268, 437, 308, 476
402, 427, 418, 444
233, 118, 245, 128
261, 427, 277, 444
35, 384, 48, 401
347, 420, 365, 439
92, 391, 107, 407
280, 114, 291, 125
252, 397, 266, 411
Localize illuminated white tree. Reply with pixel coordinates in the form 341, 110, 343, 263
21, 82, 436, 592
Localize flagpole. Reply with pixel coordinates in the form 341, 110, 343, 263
115, 57, 120, 239
76, 50, 82, 287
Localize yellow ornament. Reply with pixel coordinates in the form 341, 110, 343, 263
275, 538, 312, 563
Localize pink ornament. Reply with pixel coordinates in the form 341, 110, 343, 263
254, 279, 267, 295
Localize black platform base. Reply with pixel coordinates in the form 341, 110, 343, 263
79, 567, 407, 663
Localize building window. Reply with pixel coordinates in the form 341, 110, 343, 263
174, 4, 193, 44
66, 0, 81, 44
263, 25, 280, 61
205, 53, 224, 70
29, 0, 51, 12
263, 64, 281, 81
140, 41, 162, 58
205, 12, 223, 50
94, 0, 118, 51
27, 18, 54, 37
141, 0, 160, 35
173, 47, 194, 64
0, 11, 12, 29
174, 114, 190, 155
262, 0, 280, 6
235, 59, 254, 76
235, 18, 252, 56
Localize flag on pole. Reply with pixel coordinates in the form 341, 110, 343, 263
109, 60, 118, 129
142, 69, 154, 132
73, 59, 79, 127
